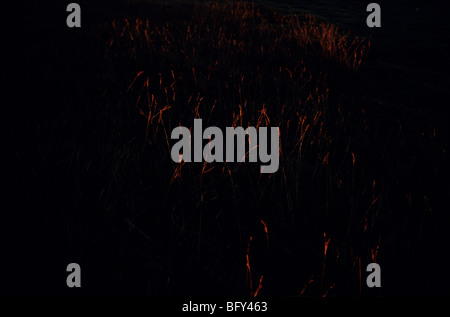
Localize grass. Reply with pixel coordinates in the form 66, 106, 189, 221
9, 0, 450, 296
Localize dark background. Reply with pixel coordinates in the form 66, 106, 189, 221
3, 0, 450, 296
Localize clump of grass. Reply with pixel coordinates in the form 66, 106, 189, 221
285, 14, 370, 70
38, 0, 449, 296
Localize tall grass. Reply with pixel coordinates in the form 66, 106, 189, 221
42, 0, 449, 296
